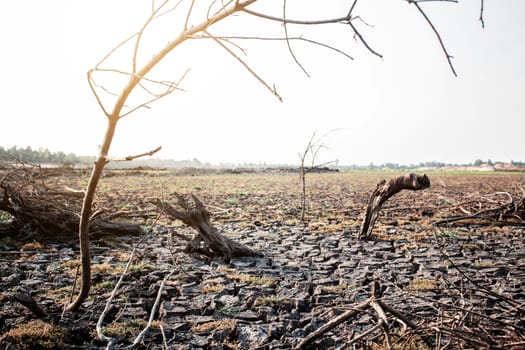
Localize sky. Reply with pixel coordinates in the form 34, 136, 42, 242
0, 0, 524, 166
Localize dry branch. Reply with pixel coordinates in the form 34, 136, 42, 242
433, 191, 525, 226
358, 173, 430, 239
295, 281, 427, 349
154, 193, 262, 260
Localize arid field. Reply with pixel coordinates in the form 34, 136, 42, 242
1, 168, 524, 349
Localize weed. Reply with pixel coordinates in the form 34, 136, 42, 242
0, 212, 13, 221
225, 198, 238, 205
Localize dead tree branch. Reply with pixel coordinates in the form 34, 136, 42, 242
295, 281, 419, 349
358, 173, 430, 239
409, 0, 457, 76
154, 193, 262, 261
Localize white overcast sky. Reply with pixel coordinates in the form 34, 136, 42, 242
0, 0, 524, 166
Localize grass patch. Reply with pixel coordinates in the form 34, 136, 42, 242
255, 296, 285, 307
225, 273, 276, 287
409, 278, 438, 292
20, 241, 44, 251
3, 319, 69, 350
191, 319, 237, 333
103, 319, 148, 338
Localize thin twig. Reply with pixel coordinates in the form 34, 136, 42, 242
126, 269, 175, 348
282, 0, 310, 77
96, 246, 138, 348
409, 0, 457, 76
479, 0, 485, 28
202, 30, 282, 101
107, 146, 162, 162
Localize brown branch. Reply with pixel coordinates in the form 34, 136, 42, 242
295, 281, 408, 349
13, 293, 48, 319
107, 145, 162, 162
154, 193, 262, 260
358, 173, 430, 239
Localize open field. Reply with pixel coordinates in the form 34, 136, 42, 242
1, 169, 524, 349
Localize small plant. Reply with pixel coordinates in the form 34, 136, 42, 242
225, 198, 239, 206
0, 212, 13, 221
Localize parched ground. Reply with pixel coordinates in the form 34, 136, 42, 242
1, 169, 524, 349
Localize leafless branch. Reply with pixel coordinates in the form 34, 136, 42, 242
184, 0, 196, 30
107, 146, 162, 163
126, 269, 175, 348
479, 0, 485, 28
349, 20, 383, 59
203, 30, 283, 102
241, 8, 352, 25
192, 34, 354, 60
96, 245, 138, 347
133, 0, 172, 74
87, 70, 111, 117
119, 69, 190, 118
282, 0, 310, 77
409, 0, 458, 76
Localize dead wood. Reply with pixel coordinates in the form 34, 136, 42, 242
433, 191, 525, 226
13, 293, 48, 319
0, 173, 142, 240
154, 193, 262, 261
295, 281, 431, 349
358, 173, 430, 240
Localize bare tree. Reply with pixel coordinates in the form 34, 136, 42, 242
298, 130, 336, 222
66, 0, 477, 311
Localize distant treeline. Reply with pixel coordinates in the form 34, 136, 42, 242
1, 145, 524, 169
0, 146, 95, 165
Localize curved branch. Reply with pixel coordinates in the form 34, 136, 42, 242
241, 7, 352, 25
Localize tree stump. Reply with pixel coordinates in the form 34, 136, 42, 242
358, 173, 430, 240
155, 193, 262, 261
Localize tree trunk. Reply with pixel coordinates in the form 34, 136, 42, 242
358, 173, 430, 240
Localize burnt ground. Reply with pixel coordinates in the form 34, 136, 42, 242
0, 169, 524, 349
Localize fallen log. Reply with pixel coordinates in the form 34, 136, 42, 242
358, 173, 430, 240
